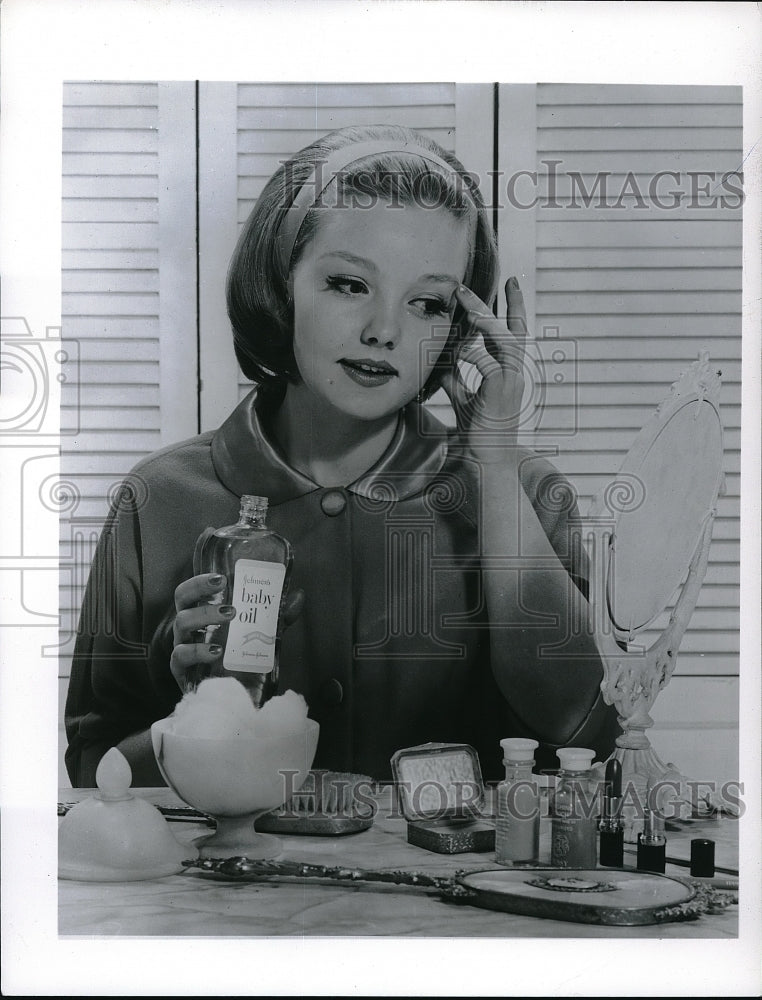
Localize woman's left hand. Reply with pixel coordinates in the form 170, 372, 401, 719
440, 276, 528, 463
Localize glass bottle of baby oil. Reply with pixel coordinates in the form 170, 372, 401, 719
495, 738, 540, 865
550, 748, 598, 869
194, 495, 292, 706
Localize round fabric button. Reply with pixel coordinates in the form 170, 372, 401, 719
320, 489, 347, 516
320, 678, 344, 706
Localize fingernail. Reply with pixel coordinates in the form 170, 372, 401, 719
208, 574, 224, 587
459, 284, 470, 293
219, 605, 236, 618
509, 275, 519, 287
209, 644, 223, 656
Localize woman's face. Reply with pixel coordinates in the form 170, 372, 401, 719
290, 200, 470, 423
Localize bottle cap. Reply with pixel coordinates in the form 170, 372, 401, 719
643, 809, 665, 841
241, 494, 268, 510
690, 838, 716, 877
500, 737, 539, 762
556, 747, 596, 771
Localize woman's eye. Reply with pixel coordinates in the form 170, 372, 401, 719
413, 297, 450, 317
325, 275, 368, 296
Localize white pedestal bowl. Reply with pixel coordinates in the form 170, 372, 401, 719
151, 717, 320, 859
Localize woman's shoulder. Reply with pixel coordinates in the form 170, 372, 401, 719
125, 430, 218, 497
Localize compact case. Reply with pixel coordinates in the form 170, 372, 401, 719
390, 742, 495, 854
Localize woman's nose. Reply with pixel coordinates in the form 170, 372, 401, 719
360, 304, 401, 350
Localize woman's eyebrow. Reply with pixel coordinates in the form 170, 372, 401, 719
318, 250, 377, 271
419, 273, 459, 286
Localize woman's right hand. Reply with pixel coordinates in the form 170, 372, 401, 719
169, 572, 306, 693
169, 572, 232, 692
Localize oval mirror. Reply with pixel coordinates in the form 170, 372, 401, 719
606, 396, 723, 636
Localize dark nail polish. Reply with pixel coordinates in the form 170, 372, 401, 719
208, 644, 223, 656
208, 574, 224, 586
219, 605, 236, 618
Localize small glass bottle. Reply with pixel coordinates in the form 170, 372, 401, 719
495, 737, 540, 865
637, 811, 667, 873
194, 495, 293, 706
550, 747, 598, 869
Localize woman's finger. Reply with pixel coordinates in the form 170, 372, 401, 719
456, 284, 522, 369
455, 284, 496, 339
170, 641, 223, 692
173, 603, 236, 645
458, 332, 502, 381
175, 572, 226, 613
505, 276, 529, 341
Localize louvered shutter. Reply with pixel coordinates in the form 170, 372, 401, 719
497, 82, 741, 782
59, 83, 197, 755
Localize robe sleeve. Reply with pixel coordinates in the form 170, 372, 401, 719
63, 492, 176, 787
485, 454, 621, 771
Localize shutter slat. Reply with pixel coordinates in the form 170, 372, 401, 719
61, 406, 161, 430
535, 291, 740, 314
63, 198, 158, 224
534, 315, 740, 337
238, 105, 456, 130
63, 129, 159, 154
64, 222, 158, 249
537, 84, 741, 105
537, 247, 741, 268
62, 269, 160, 293
62, 316, 159, 338
537, 268, 741, 292
238, 82, 455, 107
64, 82, 158, 106
237, 127, 456, 154
64, 176, 158, 198
530, 152, 742, 173
63, 249, 160, 269
537, 104, 742, 128
62, 293, 159, 316
537, 126, 742, 151
536, 219, 741, 246
63, 153, 158, 174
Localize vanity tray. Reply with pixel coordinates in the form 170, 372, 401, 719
255, 769, 376, 836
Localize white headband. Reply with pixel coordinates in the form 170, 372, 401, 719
276, 140, 479, 282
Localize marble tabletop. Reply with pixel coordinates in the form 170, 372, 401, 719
58, 785, 739, 938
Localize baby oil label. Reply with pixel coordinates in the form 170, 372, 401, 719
223, 559, 286, 673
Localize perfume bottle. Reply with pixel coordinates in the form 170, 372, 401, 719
194, 495, 292, 706
550, 748, 598, 869
495, 738, 540, 866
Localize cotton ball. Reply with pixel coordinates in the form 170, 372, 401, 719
255, 690, 308, 737
170, 677, 259, 739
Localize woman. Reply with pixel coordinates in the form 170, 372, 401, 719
65, 124, 620, 787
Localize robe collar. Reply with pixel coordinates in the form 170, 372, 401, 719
211, 388, 450, 504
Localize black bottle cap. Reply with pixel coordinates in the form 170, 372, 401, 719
690, 838, 716, 877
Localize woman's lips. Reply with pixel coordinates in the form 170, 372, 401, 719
339, 357, 398, 387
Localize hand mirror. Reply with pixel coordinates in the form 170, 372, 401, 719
585, 353, 725, 821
